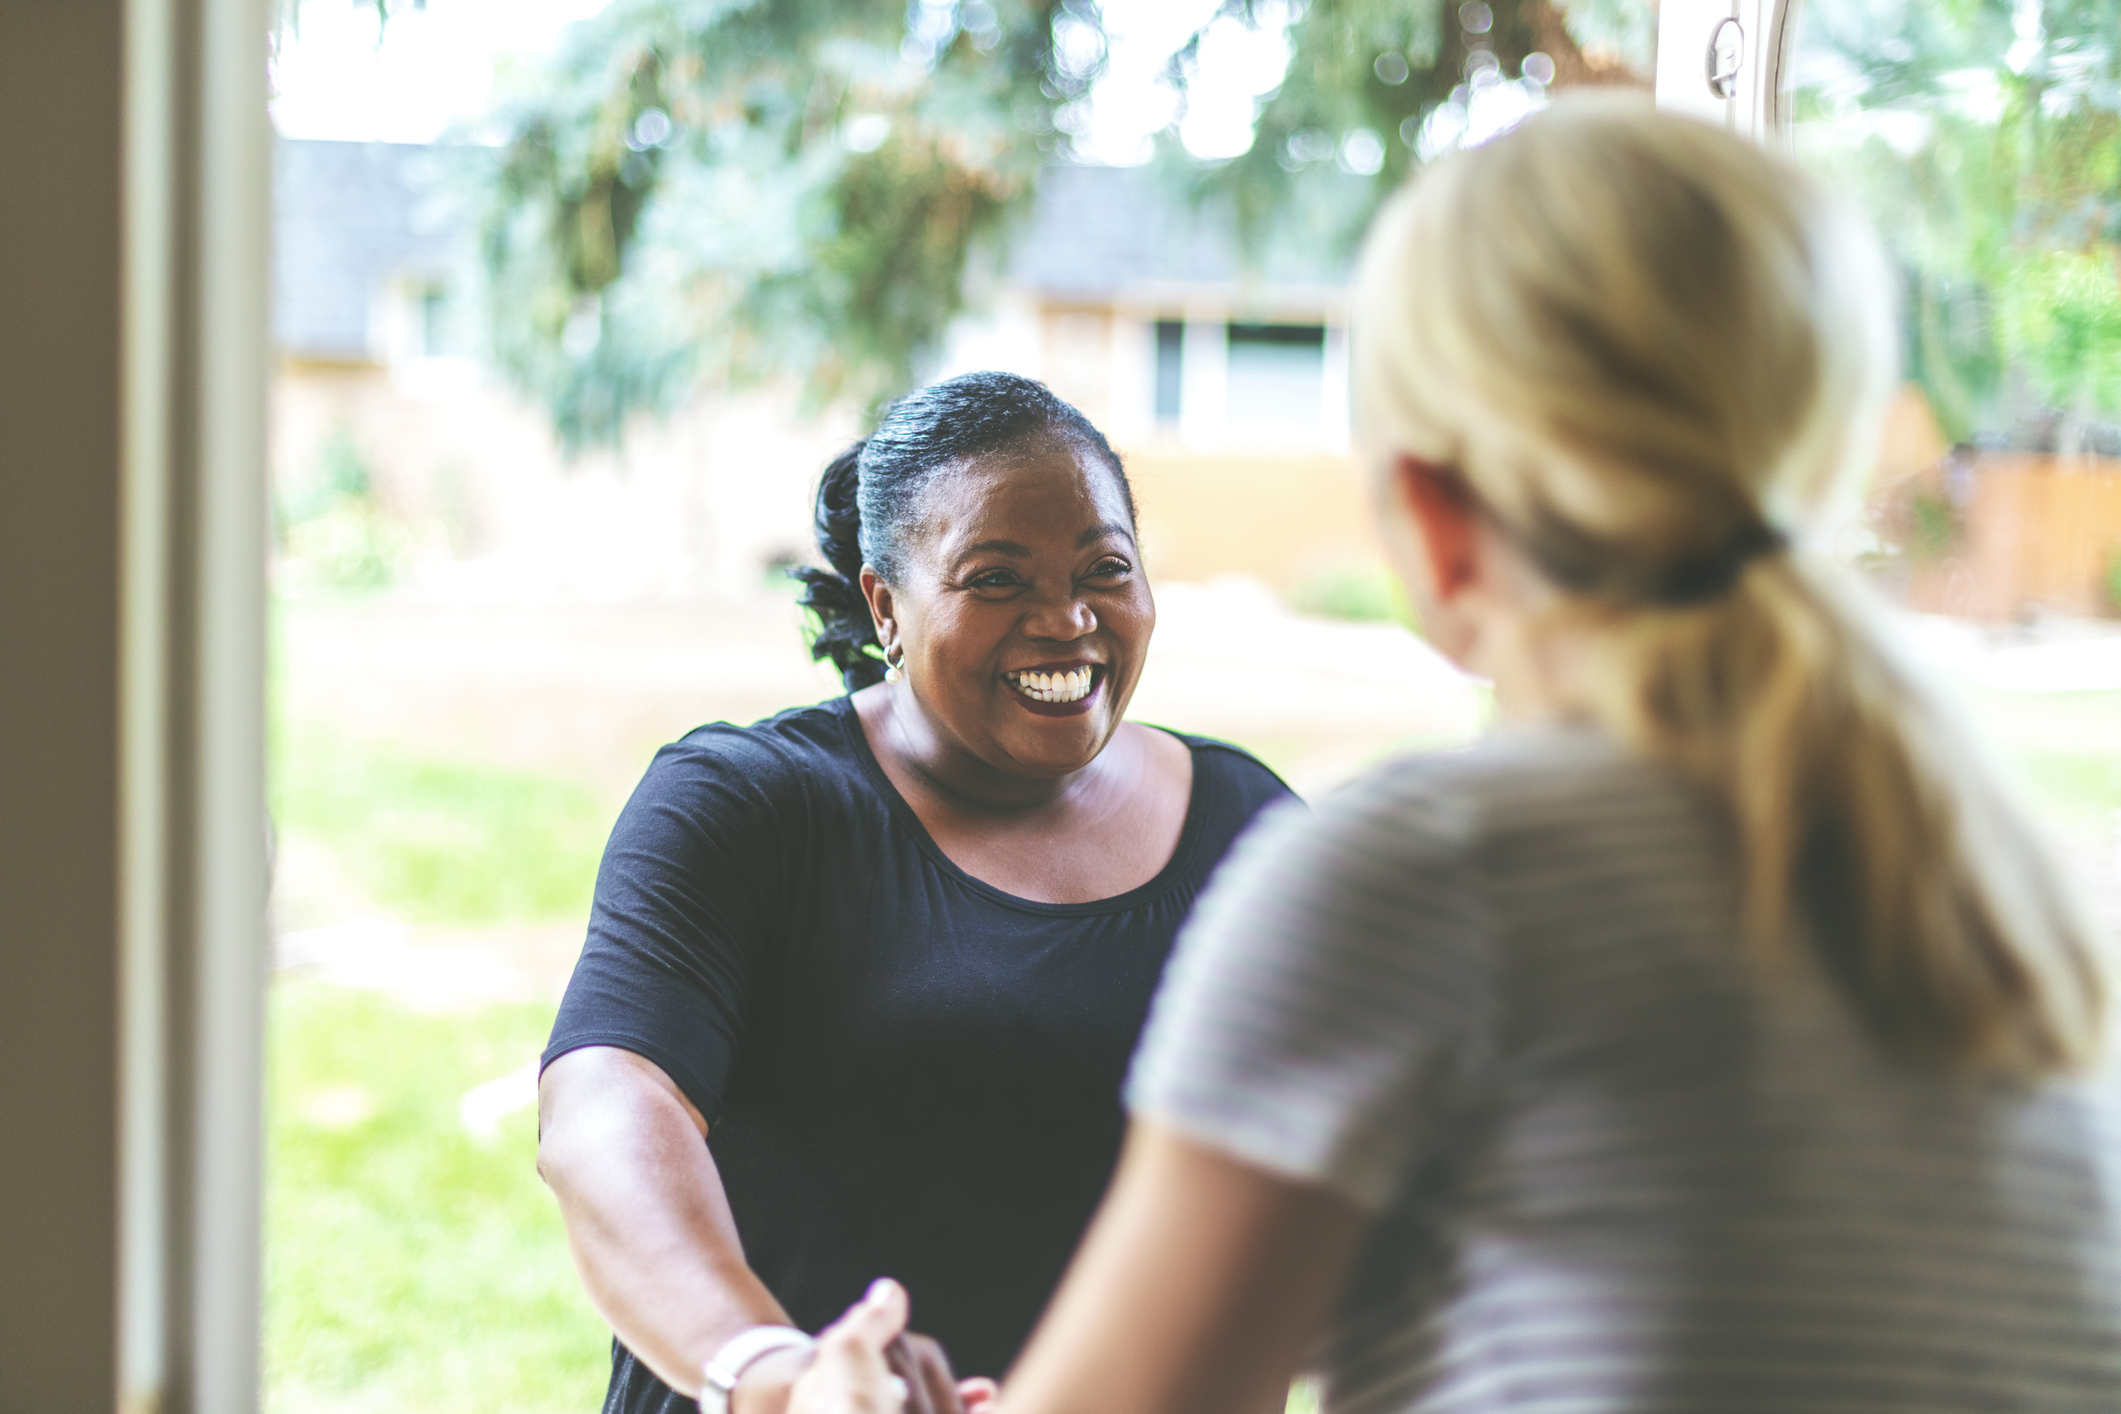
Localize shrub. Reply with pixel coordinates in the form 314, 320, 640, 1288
279, 429, 409, 591
1286, 561, 1413, 625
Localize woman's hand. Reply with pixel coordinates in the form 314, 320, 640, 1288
788, 1280, 969, 1414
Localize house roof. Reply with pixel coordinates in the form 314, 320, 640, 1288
1003, 162, 1352, 304
274, 139, 468, 360
270, 140, 1352, 359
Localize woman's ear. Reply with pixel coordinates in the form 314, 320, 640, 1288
1391, 456, 1483, 602
859, 566, 898, 656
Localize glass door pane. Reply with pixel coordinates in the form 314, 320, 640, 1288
1787, 0, 2121, 916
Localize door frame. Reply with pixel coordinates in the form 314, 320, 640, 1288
1656, 0, 1807, 145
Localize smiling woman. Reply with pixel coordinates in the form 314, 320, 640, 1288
534, 371, 1296, 1414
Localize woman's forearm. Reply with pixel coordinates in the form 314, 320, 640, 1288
538, 1046, 790, 1400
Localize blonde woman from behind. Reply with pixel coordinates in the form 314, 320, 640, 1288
789, 94, 2121, 1414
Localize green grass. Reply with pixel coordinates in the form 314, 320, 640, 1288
266, 720, 620, 1408
1962, 690, 2121, 835
274, 721, 614, 925
266, 982, 610, 1414
2018, 748, 2121, 827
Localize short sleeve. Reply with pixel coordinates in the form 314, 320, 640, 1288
542, 728, 804, 1125
1124, 766, 1496, 1211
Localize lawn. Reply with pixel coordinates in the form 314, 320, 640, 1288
267, 721, 618, 1413
266, 983, 609, 1413
272, 718, 615, 927
1962, 689, 2121, 838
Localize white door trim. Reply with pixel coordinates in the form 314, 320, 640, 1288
120, 0, 272, 1409
1656, 0, 1806, 145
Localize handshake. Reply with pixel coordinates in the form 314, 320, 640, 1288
734, 1281, 996, 1414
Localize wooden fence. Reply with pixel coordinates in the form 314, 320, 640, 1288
1115, 436, 2121, 625
1902, 455, 2121, 620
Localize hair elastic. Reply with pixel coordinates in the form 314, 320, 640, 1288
1420, 462, 1785, 609
1644, 520, 1787, 606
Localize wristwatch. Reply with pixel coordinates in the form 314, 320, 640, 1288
699, 1325, 817, 1414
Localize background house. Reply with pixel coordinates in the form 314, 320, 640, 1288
273, 139, 857, 602
271, 139, 1383, 605
275, 138, 2121, 623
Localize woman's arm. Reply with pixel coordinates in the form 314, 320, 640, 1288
1000, 1119, 1364, 1414
540, 1046, 970, 1414
781, 1118, 1365, 1414
537, 1045, 802, 1410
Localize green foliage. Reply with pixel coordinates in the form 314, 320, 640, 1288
266, 982, 608, 1413
1905, 485, 1964, 562
484, 0, 1099, 447
274, 722, 613, 925
1550, 0, 1656, 69
1965, 687, 2121, 830
1795, 0, 2121, 444
272, 0, 427, 42
1186, 1, 1646, 259
278, 429, 410, 592
1999, 246, 2121, 414
485, 0, 1650, 445
1178, 0, 1448, 255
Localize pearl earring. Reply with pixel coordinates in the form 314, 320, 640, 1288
884, 647, 905, 685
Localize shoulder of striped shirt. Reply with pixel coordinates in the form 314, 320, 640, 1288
1328, 726, 1663, 818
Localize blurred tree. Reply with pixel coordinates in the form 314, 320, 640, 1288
1181, 0, 1646, 262
1796, 0, 2121, 449
483, 0, 1098, 446
482, 0, 1650, 447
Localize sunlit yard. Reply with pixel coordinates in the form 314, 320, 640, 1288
266, 714, 620, 1413
267, 985, 611, 1413
1967, 691, 2121, 839
275, 719, 612, 927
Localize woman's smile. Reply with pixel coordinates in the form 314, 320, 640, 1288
1004, 660, 1103, 715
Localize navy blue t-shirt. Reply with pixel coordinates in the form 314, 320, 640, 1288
544, 695, 1292, 1410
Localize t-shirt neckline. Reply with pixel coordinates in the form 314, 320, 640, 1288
831, 694, 1213, 917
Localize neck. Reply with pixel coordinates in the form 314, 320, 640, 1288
1481, 611, 1595, 726
878, 683, 1095, 815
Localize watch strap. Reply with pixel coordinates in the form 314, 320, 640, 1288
699, 1325, 816, 1414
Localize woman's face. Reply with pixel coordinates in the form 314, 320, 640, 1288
875, 442, 1152, 780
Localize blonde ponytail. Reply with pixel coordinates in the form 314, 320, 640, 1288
1355, 95, 2110, 1074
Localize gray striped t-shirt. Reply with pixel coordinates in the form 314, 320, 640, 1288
1126, 726, 2121, 1413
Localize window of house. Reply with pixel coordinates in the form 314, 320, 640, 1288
1154, 319, 1184, 426
1225, 323, 1326, 443
419, 282, 451, 358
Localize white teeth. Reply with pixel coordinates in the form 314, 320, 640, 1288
1008, 667, 1096, 703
